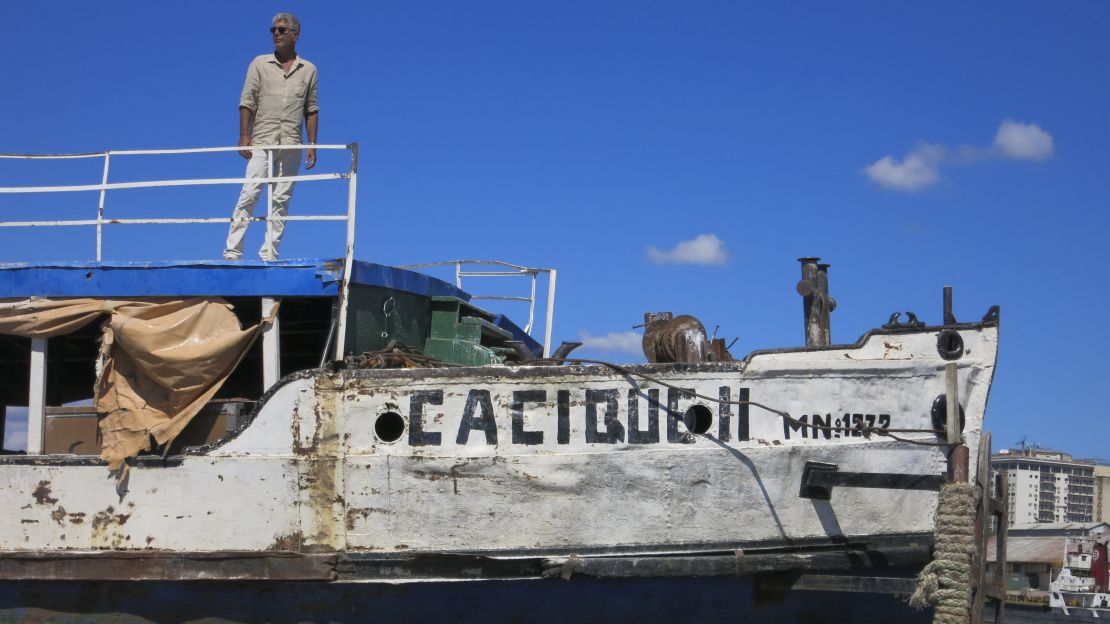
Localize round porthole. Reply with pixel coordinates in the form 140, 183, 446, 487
937, 330, 964, 361
375, 411, 405, 443
683, 404, 714, 435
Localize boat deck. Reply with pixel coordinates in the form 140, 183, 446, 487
0, 258, 468, 299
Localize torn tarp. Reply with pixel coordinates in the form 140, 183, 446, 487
0, 297, 268, 470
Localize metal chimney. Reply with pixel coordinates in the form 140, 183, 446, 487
797, 257, 835, 347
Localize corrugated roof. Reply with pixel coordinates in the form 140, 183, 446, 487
987, 536, 1064, 564
1011, 522, 1107, 531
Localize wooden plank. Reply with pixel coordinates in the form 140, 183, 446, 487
45, 406, 98, 416
0, 551, 337, 581
972, 432, 992, 624
946, 362, 960, 445
538, 545, 931, 580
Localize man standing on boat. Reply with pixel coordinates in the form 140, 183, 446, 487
223, 12, 319, 261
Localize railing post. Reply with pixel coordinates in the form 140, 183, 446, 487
525, 272, 537, 335
543, 269, 557, 358
334, 143, 358, 361
96, 153, 110, 261
265, 149, 274, 254
261, 297, 281, 390
27, 338, 47, 455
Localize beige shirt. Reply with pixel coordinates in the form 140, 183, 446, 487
239, 54, 319, 146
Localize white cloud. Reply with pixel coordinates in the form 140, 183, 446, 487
993, 120, 1054, 161
646, 233, 728, 266
577, 330, 644, 356
862, 143, 947, 192
863, 120, 1054, 192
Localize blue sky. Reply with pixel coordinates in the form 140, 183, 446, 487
2, 2, 1107, 456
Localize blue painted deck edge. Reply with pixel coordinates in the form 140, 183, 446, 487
349, 262, 470, 301
491, 314, 543, 357
0, 258, 470, 300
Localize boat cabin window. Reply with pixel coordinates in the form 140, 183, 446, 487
0, 295, 335, 456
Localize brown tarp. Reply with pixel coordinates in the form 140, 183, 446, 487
0, 297, 267, 470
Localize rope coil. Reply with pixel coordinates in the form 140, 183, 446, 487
909, 482, 981, 623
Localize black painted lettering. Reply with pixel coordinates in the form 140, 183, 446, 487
737, 387, 750, 442
586, 389, 624, 444
852, 413, 864, 437
456, 389, 498, 445
878, 414, 891, 430
408, 390, 443, 446
865, 414, 876, 432
648, 389, 662, 441
811, 413, 832, 440
557, 390, 570, 444
628, 389, 659, 444
717, 386, 732, 442
667, 388, 695, 443
784, 414, 809, 440
511, 390, 546, 446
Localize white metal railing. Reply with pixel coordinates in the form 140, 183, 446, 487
400, 260, 556, 358
0, 143, 360, 358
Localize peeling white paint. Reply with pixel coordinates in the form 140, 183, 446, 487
0, 326, 996, 556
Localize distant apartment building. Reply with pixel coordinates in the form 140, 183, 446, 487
991, 449, 1096, 527
1097, 465, 1110, 523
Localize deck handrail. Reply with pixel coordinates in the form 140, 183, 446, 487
0, 143, 360, 359
399, 260, 556, 358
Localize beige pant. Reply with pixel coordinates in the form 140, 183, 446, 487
224, 148, 302, 260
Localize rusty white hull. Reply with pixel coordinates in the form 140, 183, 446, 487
0, 320, 997, 581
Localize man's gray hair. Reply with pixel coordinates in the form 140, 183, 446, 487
273, 12, 300, 32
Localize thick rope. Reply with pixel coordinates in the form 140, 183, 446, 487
344, 340, 457, 369
909, 482, 981, 623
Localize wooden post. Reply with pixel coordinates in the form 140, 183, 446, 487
952, 445, 970, 484
27, 338, 48, 454
945, 360, 973, 623
945, 363, 961, 446
971, 433, 991, 624
995, 477, 1008, 624
946, 362, 969, 483
262, 297, 281, 391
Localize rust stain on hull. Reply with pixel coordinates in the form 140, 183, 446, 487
89, 506, 132, 549
344, 507, 390, 530
32, 481, 58, 505
270, 531, 305, 552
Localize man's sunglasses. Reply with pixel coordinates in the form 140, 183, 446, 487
270, 26, 296, 35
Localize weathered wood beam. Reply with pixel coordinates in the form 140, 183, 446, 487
0, 551, 336, 581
